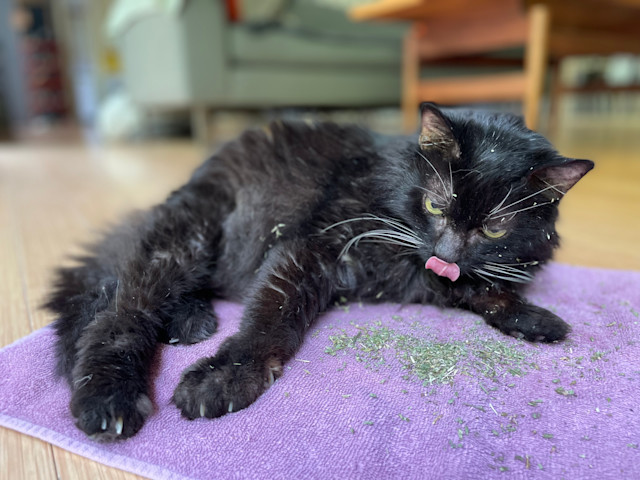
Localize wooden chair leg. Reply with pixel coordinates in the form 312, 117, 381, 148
402, 24, 421, 133
523, 3, 550, 131
548, 59, 564, 136
191, 106, 209, 144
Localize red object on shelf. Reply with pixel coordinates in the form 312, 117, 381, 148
21, 36, 67, 117
224, 0, 240, 22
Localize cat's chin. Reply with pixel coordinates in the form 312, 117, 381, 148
425, 256, 460, 281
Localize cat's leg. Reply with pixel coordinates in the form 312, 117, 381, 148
173, 239, 336, 419
49, 269, 217, 384
69, 306, 158, 441
457, 286, 570, 342
69, 289, 218, 441
47, 265, 119, 380
66, 193, 231, 441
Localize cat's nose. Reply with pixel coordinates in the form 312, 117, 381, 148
434, 228, 464, 264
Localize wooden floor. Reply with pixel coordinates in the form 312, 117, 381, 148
1, 118, 638, 479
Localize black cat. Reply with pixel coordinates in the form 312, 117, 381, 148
46, 103, 593, 441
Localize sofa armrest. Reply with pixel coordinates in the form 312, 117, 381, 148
117, 0, 229, 106
182, 0, 229, 103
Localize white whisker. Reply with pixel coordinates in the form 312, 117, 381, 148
394, 250, 419, 259
321, 214, 425, 261
323, 215, 421, 241
322, 215, 410, 236
482, 265, 534, 282
344, 230, 422, 248
416, 150, 449, 198
452, 168, 482, 175
339, 225, 423, 257
416, 186, 447, 204
472, 267, 532, 284
359, 230, 422, 246
488, 186, 513, 217
321, 216, 372, 232
473, 270, 494, 284
369, 216, 420, 238
540, 178, 567, 196
485, 260, 539, 267
448, 162, 454, 198
488, 184, 564, 219
454, 168, 483, 182
115, 279, 120, 314
494, 201, 554, 218
347, 236, 420, 251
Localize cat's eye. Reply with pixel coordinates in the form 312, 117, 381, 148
482, 226, 507, 239
425, 198, 443, 215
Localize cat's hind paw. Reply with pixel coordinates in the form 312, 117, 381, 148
159, 298, 218, 345
172, 347, 282, 419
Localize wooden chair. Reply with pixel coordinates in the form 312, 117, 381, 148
351, 0, 640, 131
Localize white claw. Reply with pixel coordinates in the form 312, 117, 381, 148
268, 370, 275, 386
101, 418, 107, 430
228, 402, 234, 413
115, 416, 123, 435
169, 337, 180, 344
200, 403, 206, 417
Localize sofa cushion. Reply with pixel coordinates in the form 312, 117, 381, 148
236, 0, 288, 24
229, 26, 402, 67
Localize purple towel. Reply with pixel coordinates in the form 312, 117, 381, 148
1, 263, 639, 479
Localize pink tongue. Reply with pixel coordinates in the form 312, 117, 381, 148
425, 256, 460, 282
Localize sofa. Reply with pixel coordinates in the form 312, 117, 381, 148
108, 0, 406, 140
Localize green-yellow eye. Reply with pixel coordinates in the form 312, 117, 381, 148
483, 226, 507, 239
425, 198, 443, 215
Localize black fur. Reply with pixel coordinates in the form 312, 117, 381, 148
45, 104, 593, 441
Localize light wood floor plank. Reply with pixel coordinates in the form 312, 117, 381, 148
52, 446, 144, 480
0, 151, 59, 480
554, 139, 640, 269
0, 429, 58, 479
1, 141, 201, 480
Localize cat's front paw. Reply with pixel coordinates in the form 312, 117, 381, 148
172, 347, 282, 419
486, 304, 570, 343
70, 376, 153, 442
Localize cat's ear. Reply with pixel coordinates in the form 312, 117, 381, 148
530, 158, 594, 193
419, 103, 460, 157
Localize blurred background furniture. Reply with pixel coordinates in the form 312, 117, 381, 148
351, 0, 640, 132
0, 0, 70, 134
109, 0, 407, 141
4, 0, 640, 140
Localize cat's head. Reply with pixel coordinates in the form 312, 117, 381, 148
382, 103, 594, 285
